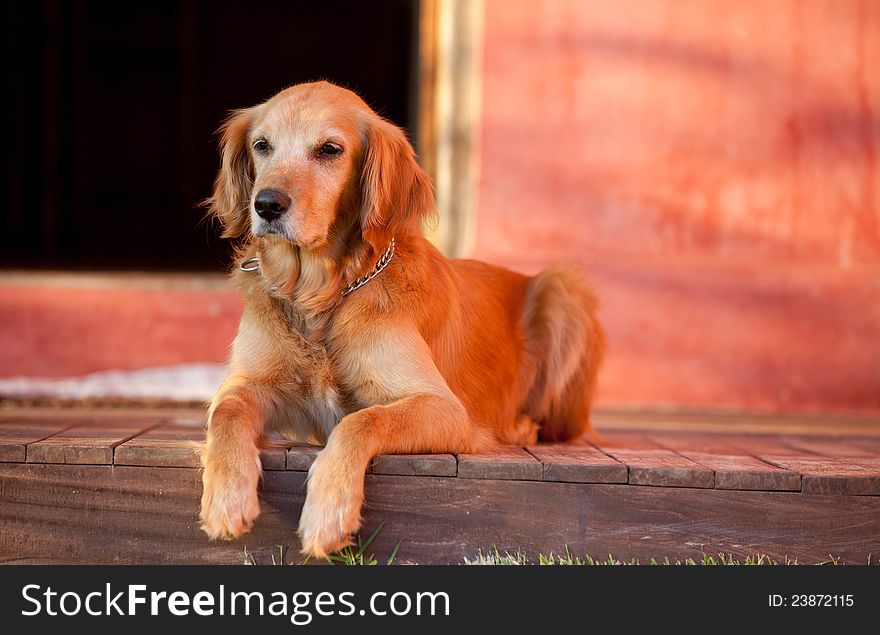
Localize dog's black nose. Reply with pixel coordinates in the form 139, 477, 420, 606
254, 189, 290, 221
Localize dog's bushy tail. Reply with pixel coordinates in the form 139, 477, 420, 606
521, 264, 605, 442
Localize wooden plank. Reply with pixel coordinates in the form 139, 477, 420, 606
526, 443, 627, 483
801, 468, 880, 496
596, 431, 662, 451
0, 419, 80, 463
0, 413, 84, 424
457, 446, 542, 480
286, 445, 321, 471
27, 419, 161, 465
737, 434, 880, 495
0, 463, 233, 564
2, 463, 879, 565
260, 439, 294, 471
570, 483, 880, 566
613, 452, 715, 488
758, 457, 880, 496
284, 444, 382, 474
783, 436, 879, 459
648, 432, 755, 455
114, 423, 204, 468
650, 434, 800, 491
736, 435, 823, 457
679, 452, 800, 491
598, 433, 714, 488
370, 454, 457, 477
117, 427, 295, 471
260, 448, 289, 471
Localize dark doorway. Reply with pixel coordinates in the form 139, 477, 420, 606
3, 0, 419, 271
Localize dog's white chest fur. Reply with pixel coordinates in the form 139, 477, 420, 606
230, 300, 351, 444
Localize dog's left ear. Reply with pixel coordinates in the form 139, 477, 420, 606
360, 116, 436, 252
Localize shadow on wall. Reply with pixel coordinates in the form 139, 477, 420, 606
473, 0, 880, 413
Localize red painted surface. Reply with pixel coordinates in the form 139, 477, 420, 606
474, 0, 880, 412
589, 264, 879, 413
0, 286, 240, 378
2, 1, 878, 415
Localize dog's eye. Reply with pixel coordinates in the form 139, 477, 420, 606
318, 142, 342, 157
253, 139, 270, 154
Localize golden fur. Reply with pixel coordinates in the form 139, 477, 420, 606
200, 81, 605, 558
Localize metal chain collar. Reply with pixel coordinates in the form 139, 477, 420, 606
238, 238, 396, 298
341, 237, 396, 296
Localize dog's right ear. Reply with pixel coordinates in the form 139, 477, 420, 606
206, 107, 258, 239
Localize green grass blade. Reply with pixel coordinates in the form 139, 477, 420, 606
387, 540, 402, 565
356, 523, 385, 558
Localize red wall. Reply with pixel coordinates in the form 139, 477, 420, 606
0, 285, 240, 378
474, 0, 880, 412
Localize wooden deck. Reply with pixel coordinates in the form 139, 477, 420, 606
1, 408, 879, 564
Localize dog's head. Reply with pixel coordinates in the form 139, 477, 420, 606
208, 81, 434, 256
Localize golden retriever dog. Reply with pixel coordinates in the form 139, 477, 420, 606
200, 81, 604, 558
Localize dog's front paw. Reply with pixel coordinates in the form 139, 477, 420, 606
200, 449, 262, 540
297, 450, 364, 559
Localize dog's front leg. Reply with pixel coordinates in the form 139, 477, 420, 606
298, 393, 487, 558
200, 377, 269, 540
